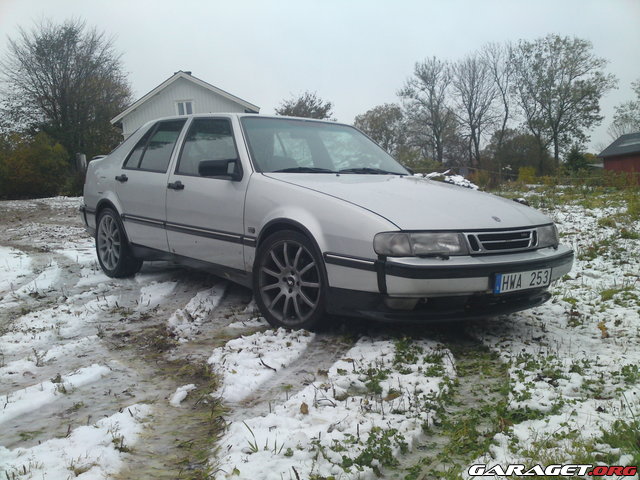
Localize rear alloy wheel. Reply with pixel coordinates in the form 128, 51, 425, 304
96, 208, 142, 278
254, 230, 326, 330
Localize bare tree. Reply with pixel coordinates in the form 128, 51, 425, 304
511, 34, 617, 169
608, 79, 640, 139
482, 42, 514, 156
0, 18, 132, 163
353, 103, 405, 155
274, 91, 334, 119
451, 52, 499, 167
399, 57, 455, 164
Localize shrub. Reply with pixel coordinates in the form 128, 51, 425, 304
0, 132, 69, 199
517, 166, 537, 184
469, 169, 491, 189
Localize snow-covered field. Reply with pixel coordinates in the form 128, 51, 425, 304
0, 189, 638, 480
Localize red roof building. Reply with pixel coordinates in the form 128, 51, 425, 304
598, 132, 640, 179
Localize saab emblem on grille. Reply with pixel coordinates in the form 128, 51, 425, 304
492, 216, 501, 222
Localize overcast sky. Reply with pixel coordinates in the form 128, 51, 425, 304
1, 0, 638, 152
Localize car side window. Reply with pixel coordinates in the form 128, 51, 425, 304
124, 120, 186, 172
138, 120, 186, 172
176, 118, 237, 176
123, 127, 154, 169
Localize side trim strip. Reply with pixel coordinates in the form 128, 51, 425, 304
323, 253, 377, 272
121, 213, 257, 247
123, 214, 165, 226
243, 237, 257, 247
165, 223, 244, 244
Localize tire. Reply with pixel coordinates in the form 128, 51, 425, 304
95, 207, 142, 278
253, 230, 327, 330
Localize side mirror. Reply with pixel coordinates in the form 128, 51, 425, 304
198, 159, 242, 181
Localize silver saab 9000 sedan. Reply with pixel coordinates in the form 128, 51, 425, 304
81, 114, 573, 329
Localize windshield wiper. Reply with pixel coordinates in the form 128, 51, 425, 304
338, 167, 406, 175
271, 167, 336, 173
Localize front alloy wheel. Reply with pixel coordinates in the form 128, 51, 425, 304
255, 231, 326, 330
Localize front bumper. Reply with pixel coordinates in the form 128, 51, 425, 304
326, 287, 552, 321
323, 245, 573, 320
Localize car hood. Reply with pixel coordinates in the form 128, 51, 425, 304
265, 174, 551, 230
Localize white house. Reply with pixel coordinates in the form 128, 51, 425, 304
111, 70, 260, 138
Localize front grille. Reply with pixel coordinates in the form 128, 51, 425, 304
466, 229, 537, 254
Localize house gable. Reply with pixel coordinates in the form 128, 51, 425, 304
112, 72, 259, 137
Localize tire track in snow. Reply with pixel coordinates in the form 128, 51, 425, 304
0, 364, 111, 426
225, 332, 356, 422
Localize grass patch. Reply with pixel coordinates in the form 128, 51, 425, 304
405, 341, 511, 479
600, 417, 640, 466
597, 217, 617, 228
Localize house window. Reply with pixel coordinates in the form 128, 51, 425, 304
177, 101, 193, 116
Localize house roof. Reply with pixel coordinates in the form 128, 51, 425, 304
111, 71, 260, 124
598, 132, 640, 159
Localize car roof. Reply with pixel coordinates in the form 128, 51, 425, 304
143, 113, 345, 126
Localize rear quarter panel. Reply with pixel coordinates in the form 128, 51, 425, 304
83, 125, 152, 228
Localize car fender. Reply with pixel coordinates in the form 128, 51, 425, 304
244, 174, 397, 271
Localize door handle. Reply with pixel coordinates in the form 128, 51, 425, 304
115, 174, 128, 183
167, 180, 185, 190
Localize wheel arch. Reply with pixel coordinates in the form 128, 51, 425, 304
95, 199, 119, 219
257, 218, 320, 251
255, 218, 328, 281
253, 221, 329, 329
95, 198, 133, 245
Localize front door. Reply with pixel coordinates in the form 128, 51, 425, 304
165, 117, 247, 270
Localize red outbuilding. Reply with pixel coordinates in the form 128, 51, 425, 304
598, 132, 640, 179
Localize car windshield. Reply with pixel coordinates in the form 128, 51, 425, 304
241, 117, 408, 175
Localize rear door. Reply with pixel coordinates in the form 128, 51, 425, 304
115, 119, 186, 251
165, 116, 248, 270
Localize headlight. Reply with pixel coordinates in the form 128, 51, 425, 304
537, 224, 559, 248
374, 232, 469, 257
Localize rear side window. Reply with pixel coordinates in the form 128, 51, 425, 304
124, 120, 186, 172
123, 128, 154, 169
176, 118, 237, 176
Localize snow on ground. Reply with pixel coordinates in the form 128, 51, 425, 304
137, 280, 178, 309
463, 193, 640, 478
0, 403, 151, 480
0, 196, 198, 479
10, 260, 60, 298
2, 191, 639, 479
169, 384, 197, 407
208, 328, 316, 402
0, 294, 120, 359
0, 246, 32, 295
215, 337, 455, 479
226, 316, 267, 329
168, 282, 227, 340
0, 364, 111, 425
